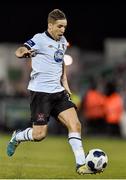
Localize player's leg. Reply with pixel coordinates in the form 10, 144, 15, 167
12, 125, 48, 142
58, 108, 85, 165
7, 125, 48, 157
58, 107, 94, 174
7, 91, 50, 157
52, 91, 93, 174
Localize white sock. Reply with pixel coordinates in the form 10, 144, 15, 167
15, 128, 33, 141
68, 132, 86, 165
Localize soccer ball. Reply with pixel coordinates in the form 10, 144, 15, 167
86, 148, 108, 173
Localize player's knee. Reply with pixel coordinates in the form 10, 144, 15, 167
33, 131, 47, 141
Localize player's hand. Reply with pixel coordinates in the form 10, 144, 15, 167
15, 47, 36, 58
67, 89, 72, 95
23, 49, 37, 58
23, 49, 32, 58
64, 88, 72, 95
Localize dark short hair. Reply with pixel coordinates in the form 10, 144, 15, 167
48, 9, 66, 23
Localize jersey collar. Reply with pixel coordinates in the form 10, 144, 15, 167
45, 31, 55, 41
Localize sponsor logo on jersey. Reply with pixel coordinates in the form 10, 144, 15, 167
54, 49, 64, 62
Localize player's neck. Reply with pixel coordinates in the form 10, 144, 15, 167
46, 30, 56, 41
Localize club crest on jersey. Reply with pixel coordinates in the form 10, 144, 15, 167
54, 49, 64, 62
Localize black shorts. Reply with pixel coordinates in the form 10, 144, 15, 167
30, 90, 76, 125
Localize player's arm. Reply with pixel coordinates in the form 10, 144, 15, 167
61, 62, 72, 95
15, 46, 33, 58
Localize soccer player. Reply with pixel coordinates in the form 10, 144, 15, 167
7, 9, 97, 175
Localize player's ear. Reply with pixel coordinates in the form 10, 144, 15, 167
48, 23, 53, 30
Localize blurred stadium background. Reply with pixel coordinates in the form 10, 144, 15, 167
1, 2, 126, 179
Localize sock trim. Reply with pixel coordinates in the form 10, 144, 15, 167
68, 137, 82, 141
27, 128, 31, 140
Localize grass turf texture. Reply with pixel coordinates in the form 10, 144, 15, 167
0, 133, 126, 179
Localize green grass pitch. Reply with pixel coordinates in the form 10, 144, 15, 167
0, 133, 126, 179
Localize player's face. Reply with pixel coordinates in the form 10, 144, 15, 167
49, 19, 67, 41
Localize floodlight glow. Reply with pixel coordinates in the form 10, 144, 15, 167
64, 54, 73, 66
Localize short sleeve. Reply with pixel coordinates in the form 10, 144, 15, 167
24, 33, 41, 50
